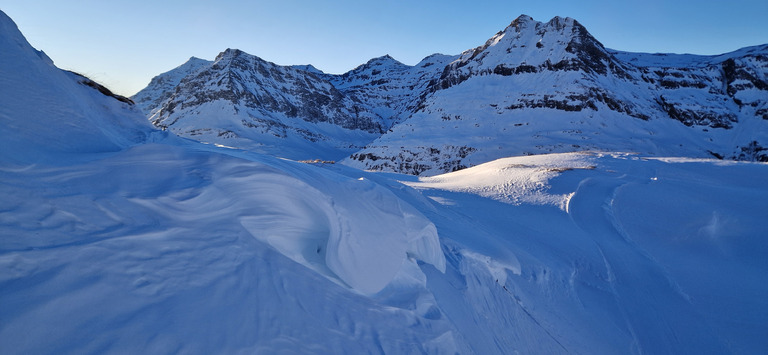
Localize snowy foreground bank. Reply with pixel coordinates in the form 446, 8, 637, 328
2, 142, 766, 353
1, 9, 767, 354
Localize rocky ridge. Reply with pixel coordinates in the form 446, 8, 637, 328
133, 15, 768, 173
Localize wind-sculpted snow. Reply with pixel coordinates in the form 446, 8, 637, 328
0, 140, 455, 353
233, 156, 445, 295
3, 9, 768, 354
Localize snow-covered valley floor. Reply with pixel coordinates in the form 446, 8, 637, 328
2, 141, 766, 354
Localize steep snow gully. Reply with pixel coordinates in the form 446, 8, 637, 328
1, 9, 767, 354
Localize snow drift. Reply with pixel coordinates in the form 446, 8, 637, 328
2, 9, 767, 355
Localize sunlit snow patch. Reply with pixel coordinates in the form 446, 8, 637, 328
405, 152, 598, 210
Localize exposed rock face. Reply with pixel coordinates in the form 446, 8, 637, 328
134, 15, 768, 173
330, 54, 457, 125
133, 49, 387, 160
161, 49, 384, 133
132, 57, 211, 115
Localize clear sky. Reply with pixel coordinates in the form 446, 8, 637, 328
2, 0, 766, 96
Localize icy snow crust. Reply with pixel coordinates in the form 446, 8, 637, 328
2, 10, 768, 354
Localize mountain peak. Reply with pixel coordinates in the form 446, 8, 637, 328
215, 48, 244, 61
510, 14, 535, 26
211, 48, 277, 70
547, 16, 576, 27
345, 55, 409, 76
506, 14, 582, 34
366, 54, 404, 66
290, 64, 324, 75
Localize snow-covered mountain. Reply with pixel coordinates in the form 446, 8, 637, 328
133, 49, 387, 160
329, 53, 458, 125
345, 15, 768, 174
132, 56, 212, 115
3, 9, 768, 354
135, 15, 768, 175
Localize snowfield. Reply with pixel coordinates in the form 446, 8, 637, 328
1, 9, 767, 354
405, 152, 600, 210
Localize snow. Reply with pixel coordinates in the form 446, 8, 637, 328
2, 9, 768, 354
236, 160, 445, 295
406, 152, 598, 210
131, 14, 767, 175
340, 16, 768, 175
609, 43, 768, 68
132, 56, 212, 115
0, 14, 156, 167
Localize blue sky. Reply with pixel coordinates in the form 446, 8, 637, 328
2, 0, 766, 96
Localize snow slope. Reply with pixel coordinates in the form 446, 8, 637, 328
0, 144, 452, 353
396, 152, 768, 354
2, 9, 767, 354
0, 11, 156, 166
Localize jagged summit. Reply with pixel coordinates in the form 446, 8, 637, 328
501, 14, 581, 35
507, 14, 535, 29
545, 16, 579, 29
349, 54, 409, 73
290, 64, 324, 75
506, 15, 582, 32
212, 48, 281, 69
213, 48, 265, 65
370, 54, 399, 63
454, 14, 610, 70
215, 47, 242, 59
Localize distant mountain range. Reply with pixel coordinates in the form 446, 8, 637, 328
133, 15, 768, 174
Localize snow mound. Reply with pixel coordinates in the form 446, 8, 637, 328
236, 166, 445, 295
406, 152, 598, 210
